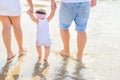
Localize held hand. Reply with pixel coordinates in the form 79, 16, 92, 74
51, 1, 57, 11
27, 11, 31, 15
91, 0, 97, 7
51, 0, 55, 8
27, 7, 34, 15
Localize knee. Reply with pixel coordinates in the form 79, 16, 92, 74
13, 24, 21, 30
2, 25, 11, 30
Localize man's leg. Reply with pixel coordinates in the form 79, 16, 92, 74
0, 16, 14, 58
74, 2, 90, 61
60, 29, 70, 56
59, 3, 74, 57
9, 16, 25, 55
77, 32, 87, 61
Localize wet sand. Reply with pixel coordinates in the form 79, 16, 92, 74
0, 1, 120, 80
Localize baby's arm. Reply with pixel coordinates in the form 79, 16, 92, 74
27, 12, 39, 24
47, 3, 56, 22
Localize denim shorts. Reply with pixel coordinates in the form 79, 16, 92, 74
59, 2, 90, 32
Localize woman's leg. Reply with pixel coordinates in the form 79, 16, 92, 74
0, 16, 14, 58
9, 16, 25, 55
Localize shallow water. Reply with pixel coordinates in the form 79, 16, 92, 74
0, 0, 120, 80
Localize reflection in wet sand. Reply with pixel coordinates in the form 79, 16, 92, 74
48, 53, 86, 80
0, 55, 19, 80
32, 58, 49, 80
49, 56, 68, 80
10, 55, 25, 80
0, 53, 86, 80
0, 60, 13, 80
65, 60, 85, 80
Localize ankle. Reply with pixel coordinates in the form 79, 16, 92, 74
38, 55, 42, 58
7, 51, 13, 56
61, 49, 70, 54
19, 47, 26, 51
19, 47, 23, 50
44, 59, 48, 62
77, 57, 82, 62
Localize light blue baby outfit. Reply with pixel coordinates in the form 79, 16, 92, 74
36, 18, 52, 46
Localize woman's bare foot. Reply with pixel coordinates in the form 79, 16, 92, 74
19, 48, 27, 56
7, 55, 15, 61
7, 51, 14, 59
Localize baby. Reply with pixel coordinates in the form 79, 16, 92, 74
27, 5, 56, 62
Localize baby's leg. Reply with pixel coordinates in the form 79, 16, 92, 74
44, 46, 50, 61
36, 46, 42, 58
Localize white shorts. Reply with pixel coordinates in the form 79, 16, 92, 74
0, 0, 21, 16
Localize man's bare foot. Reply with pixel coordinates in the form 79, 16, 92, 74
76, 57, 82, 63
59, 50, 70, 57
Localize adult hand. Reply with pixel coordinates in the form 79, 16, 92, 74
91, 0, 97, 7
51, 0, 57, 10
27, 7, 34, 14
26, 0, 34, 14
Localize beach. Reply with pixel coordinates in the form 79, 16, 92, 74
0, 0, 120, 80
